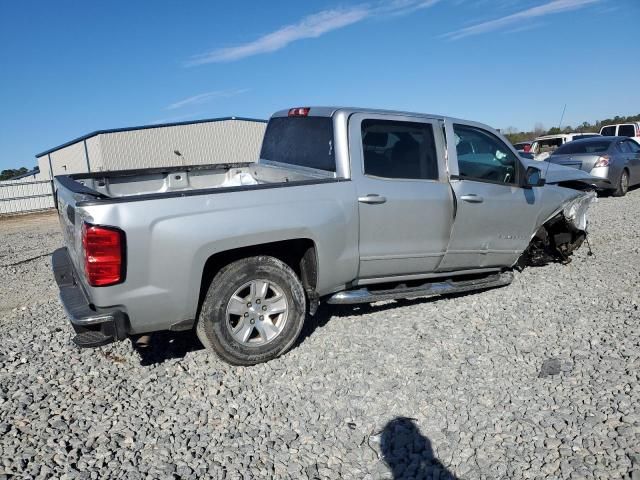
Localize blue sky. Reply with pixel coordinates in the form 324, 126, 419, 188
1, 0, 638, 170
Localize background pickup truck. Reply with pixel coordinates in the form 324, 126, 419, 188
53, 106, 596, 365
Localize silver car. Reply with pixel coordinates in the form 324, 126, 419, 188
547, 136, 640, 196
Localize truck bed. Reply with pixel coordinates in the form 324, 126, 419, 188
56, 161, 337, 202
52, 157, 358, 337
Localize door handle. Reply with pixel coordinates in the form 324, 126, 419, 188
460, 194, 484, 203
358, 194, 387, 204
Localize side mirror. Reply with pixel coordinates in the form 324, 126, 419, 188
525, 166, 546, 188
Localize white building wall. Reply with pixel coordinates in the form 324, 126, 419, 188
36, 156, 52, 180
49, 141, 88, 177
85, 136, 104, 171
98, 120, 266, 171
35, 119, 267, 178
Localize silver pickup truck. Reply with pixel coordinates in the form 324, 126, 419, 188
53, 106, 598, 365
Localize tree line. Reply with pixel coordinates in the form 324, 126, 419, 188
0, 167, 32, 181
503, 113, 640, 144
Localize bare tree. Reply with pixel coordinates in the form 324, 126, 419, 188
533, 122, 546, 136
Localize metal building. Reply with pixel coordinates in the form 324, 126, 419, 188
35, 117, 267, 179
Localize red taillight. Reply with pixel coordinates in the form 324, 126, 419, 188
82, 223, 125, 287
594, 155, 610, 168
288, 107, 310, 117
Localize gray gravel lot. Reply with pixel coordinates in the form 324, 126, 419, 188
1, 192, 639, 479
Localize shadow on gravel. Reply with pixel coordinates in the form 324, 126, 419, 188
131, 331, 204, 366
381, 417, 457, 480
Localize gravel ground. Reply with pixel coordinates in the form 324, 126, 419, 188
1, 192, 639, 480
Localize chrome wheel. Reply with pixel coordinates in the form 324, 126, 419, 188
225, 279, 289, 346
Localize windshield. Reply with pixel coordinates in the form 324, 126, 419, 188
553, 140, 612, 155
260, 117, 335, 172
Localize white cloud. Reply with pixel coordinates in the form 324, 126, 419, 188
377, 0, 441, 16
504, 21, 548, 35
186, 1, 441, 65
167, 88, 250, 110
442, 0, 599, 40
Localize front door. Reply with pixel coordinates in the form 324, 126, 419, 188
440, 123, 543, 270
348, 113, 454, 280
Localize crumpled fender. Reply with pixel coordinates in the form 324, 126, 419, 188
517, 190, 596, 268
561, 190, 597, 231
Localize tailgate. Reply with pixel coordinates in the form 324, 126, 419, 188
54, 182, 84, 277
53, 176, 103, 277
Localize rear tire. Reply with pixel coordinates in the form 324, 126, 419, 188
613, 169, 629, 197
196, 256, 306, 365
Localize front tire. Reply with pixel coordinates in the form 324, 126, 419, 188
196, 256, 306, 365
613, 169, 629, 197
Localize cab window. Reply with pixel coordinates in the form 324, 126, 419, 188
453, 124, 520, 185
361, 120, 438, 180
618, 125, 635, 137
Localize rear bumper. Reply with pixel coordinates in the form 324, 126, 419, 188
588, 167, 614, 190
591, 179, 614, 190
52, 247, 127, 347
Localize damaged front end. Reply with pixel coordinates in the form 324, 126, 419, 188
518, 191, 596, 267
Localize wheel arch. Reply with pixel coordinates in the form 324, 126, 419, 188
196, 238, 318, 319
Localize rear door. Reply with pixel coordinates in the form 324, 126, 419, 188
348, 113, 453, 280
440, 122, 545, 271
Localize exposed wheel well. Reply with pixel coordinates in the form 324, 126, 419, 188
197, 239, 318, 316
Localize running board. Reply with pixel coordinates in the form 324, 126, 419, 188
327, 271, 514, 305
